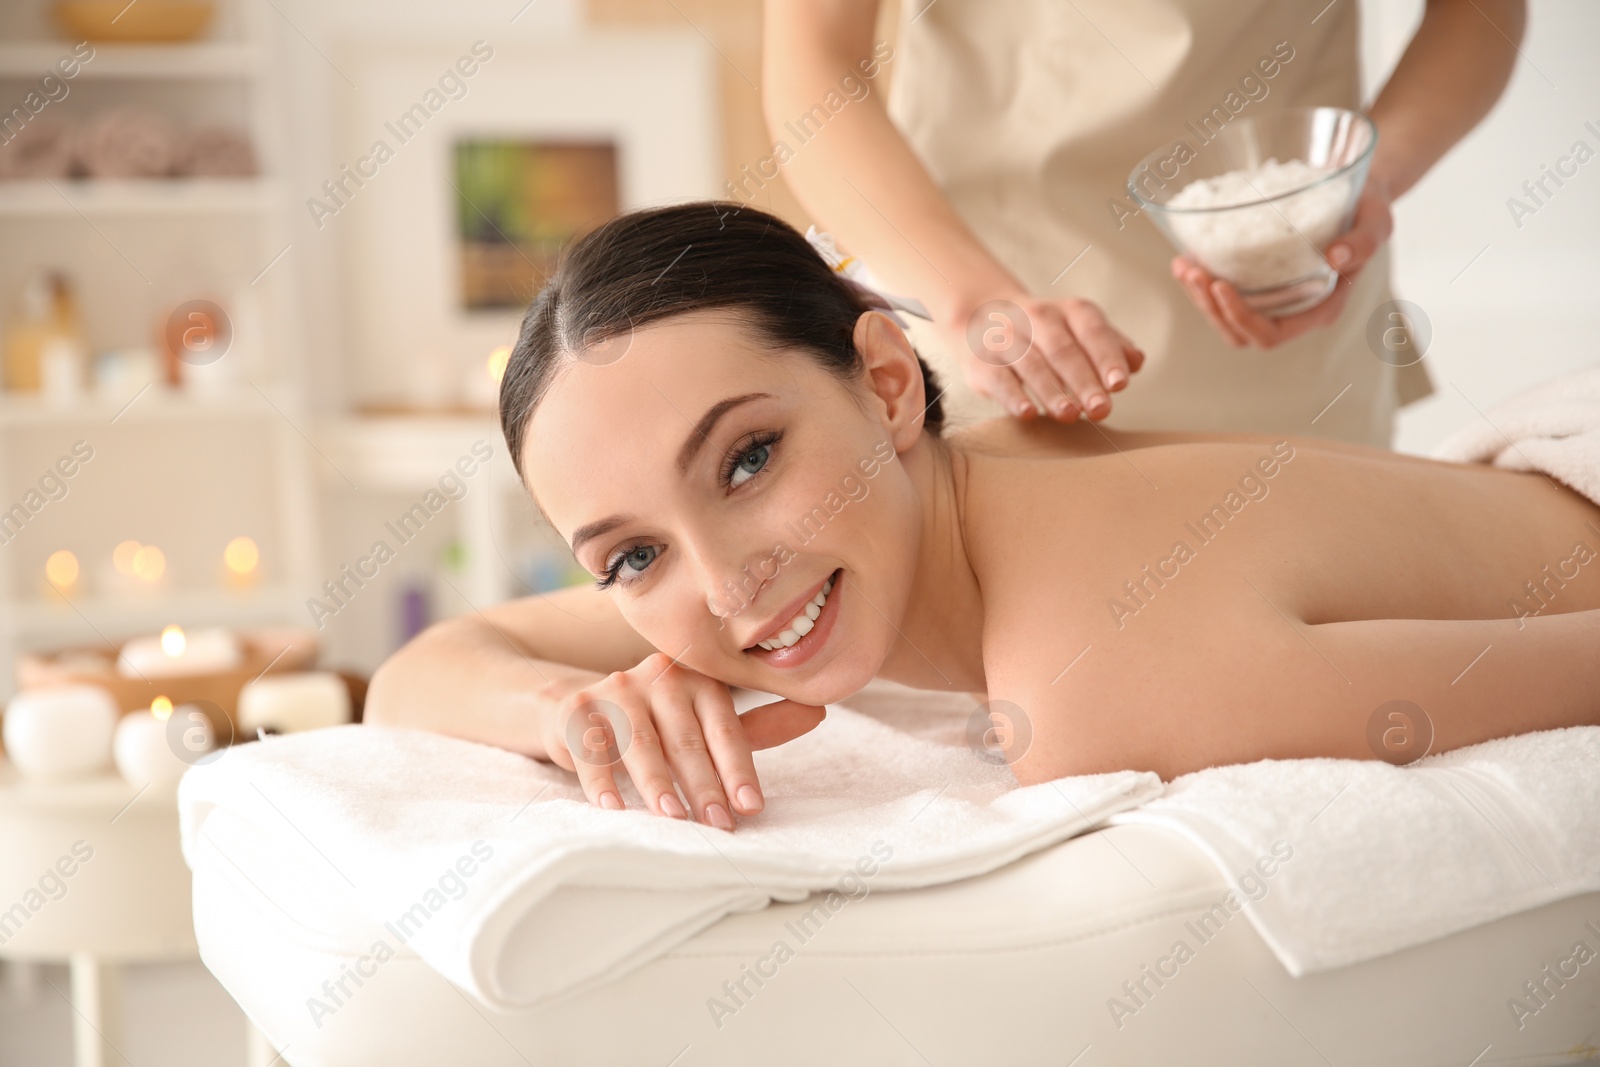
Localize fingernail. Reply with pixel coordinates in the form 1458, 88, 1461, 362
659, 792, 687, 818
1051, 399, 1072, 416
1106, 370, 1126, 389
1015, 403, 1032, 418
705, 802, 734, 831
736, 785, 763, 812
1329, 245, 1351, 267
599, 791, 622, 810
1086, 393, 1108, 415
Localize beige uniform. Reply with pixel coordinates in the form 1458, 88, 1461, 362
887, 0, 1431, 444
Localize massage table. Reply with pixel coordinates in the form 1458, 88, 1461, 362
193, 808, 1600, 1066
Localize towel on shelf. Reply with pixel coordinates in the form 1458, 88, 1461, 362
0, 119, 74, 179
1433, 362, 1600, 503
179, 687, 1161, 1012
1109, 725, 1600, 975
175, 125, 256, 178
73, 108, 177, 178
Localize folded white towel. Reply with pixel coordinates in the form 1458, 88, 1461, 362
1434, 363, 1600, 503
1109, 725, 1600, 975
179, 689, 1160, 1011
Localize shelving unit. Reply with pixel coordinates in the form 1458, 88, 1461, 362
0, 1, 321, 701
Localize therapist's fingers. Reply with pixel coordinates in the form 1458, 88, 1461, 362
1029, 307, 1107, 419
1211, 281, 1280, 348
1173, 258, 1246, 346
1324, 184, 1393, 277
1057, 298, 1135, 401
966, 361, 1037, 418
1000, 322, 1078, 421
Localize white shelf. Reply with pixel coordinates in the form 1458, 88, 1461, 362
0, 384, 297, 428
0, 179, 279, 216
0, 41, 263, 79
3, 586, 304, 638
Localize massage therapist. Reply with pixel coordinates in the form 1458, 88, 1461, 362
762, 0, 1524, 445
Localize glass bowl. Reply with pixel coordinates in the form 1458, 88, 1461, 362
1128, 107, 1377, 317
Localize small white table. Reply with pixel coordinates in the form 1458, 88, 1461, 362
0, 762, 200, 1067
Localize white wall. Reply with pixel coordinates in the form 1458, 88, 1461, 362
1361, 0, 1600, 454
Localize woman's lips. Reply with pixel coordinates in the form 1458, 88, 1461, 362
745, 568, 843, 670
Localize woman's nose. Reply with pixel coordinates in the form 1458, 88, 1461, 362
696, 548, 779, 620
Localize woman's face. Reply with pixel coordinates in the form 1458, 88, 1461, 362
523, 310, 925, 706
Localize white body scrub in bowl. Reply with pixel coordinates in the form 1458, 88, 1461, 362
1165, 159, 1353, 293
1127, 107, 1376, 316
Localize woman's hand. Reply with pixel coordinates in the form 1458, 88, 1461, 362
535, 653, 826, 830
1171, 178, 1395, 349
947, 295, 1146, 422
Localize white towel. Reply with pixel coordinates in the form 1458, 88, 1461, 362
1109, 726, 1600, 974
179, 687, 1160, 1011
1433, 363, 1600, 503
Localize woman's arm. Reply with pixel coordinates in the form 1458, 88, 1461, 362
760, 0, 1140, 421
363, 585, 656, 757
1178, 0, 1527, 347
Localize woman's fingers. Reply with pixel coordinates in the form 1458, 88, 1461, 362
560, 696, 630, 812
691, 683, 765, 816
649, 678, 738, 829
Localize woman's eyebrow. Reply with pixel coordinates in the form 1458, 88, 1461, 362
676, 392, 774, 473
571, 515, 629, 555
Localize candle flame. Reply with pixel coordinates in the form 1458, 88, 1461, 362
224, 535, 259, 575
46, 549, 79, 588
151, 695, 173, 721
161, 624, 186, 656
133, 545, 166, 581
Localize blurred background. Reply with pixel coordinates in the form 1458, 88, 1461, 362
0, 0, 1595, 1062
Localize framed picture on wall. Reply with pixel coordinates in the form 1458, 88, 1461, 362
453, 140, 620, 311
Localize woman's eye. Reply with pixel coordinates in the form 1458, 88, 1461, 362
728, 442, 770, 488
601, 544, 659, 587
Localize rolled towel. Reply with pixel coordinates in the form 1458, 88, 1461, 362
73, 108, 177, 178
0, 118, 75, 179
175, 125, 256, 178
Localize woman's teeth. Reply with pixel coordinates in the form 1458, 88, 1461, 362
757, 576, 834, 651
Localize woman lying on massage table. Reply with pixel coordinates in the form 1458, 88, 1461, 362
365, 203, 1600, 833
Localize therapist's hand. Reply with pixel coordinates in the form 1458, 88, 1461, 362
1171, 178, 1395, 350
949, 295, 1146, 421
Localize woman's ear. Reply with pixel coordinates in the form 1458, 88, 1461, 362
852, 311, 927, 452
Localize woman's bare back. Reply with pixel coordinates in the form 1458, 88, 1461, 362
956, 426, 1600, 781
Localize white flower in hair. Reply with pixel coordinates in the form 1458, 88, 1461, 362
804, 226, 932, 327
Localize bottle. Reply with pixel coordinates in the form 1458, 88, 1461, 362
4, 272, 85, 393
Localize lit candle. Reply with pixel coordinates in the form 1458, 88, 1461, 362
116, 625, 242, 678
104, 539, 167, 596
237, 672, 352, 735
44, 549, 80, 597
223, 535, 260, 589
2, 685, 117, 780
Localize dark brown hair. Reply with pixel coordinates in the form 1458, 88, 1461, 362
499, 201, 944, 478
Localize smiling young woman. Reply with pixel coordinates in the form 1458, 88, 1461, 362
363, 202, 1600, 833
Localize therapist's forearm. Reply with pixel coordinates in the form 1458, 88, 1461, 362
761, 0, 1021, 331
1366, 0, 1525, 200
